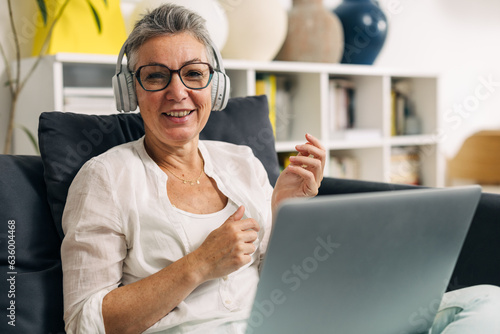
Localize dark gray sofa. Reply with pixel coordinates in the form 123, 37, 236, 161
1, 96, 499, 334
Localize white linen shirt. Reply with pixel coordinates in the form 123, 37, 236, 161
61, 137, 274, 334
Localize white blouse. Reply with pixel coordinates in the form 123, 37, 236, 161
61, 137, 274, 333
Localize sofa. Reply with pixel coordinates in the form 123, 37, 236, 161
1, 95, 499, 334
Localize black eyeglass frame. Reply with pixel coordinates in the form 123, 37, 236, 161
133, 62, 215, 92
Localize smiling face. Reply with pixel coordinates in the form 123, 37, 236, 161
134, 32, 212, 150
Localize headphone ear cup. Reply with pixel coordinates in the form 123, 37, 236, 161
125, 71, 137, 111
211, 70, 230, 111
113, 67, 137, 112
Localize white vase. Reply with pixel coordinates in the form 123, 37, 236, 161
219, 0, 288, 61
128, 0, 229, 51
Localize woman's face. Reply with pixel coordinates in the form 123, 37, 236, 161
134, 32, 212, 148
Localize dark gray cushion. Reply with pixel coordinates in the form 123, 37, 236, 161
0, 155, 65, 334
38, 95, 279, 239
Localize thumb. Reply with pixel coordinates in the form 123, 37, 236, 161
230, 205, 245, 221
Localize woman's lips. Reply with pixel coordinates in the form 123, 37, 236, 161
163, 110, 193, 117
161, 110, 195, 123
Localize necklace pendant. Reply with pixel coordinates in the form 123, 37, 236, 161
183, 180, 187, 184
190, 181, 195, 186
196, 180, 200, 185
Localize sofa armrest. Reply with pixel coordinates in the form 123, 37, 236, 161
318, 176, 419, 196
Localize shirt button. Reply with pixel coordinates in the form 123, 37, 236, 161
222, 276, 228, 281
225, 300, 232, 305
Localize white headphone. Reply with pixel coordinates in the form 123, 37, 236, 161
112, 38, 230, 113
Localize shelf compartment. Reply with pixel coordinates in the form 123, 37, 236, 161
389, 144, 438, 187
391, 76, 438, 137
330, 147, 384, 182
326, 74, 384, 142
254, 71, 322, 143
63, 62, 116, 88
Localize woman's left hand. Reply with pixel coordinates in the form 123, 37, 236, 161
272, 133, 326, 212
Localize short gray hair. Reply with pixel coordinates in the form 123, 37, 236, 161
125, 4, 214, 71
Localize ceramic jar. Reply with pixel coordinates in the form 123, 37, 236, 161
333, 0, 388, 65
275, 0, 344, 63
219, 0, 288, 61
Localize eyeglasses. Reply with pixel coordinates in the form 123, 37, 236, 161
133, 62, 214, 91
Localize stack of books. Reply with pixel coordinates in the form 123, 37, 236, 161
391, 79, 421, 136
256, 74, 294, 141
328, 78, 355, 134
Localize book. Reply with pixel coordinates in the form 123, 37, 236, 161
329, 78, 355, 139
278, 152, 297, 171
274, 76, 294, 141
256, 74, 294, 140
256, 74, 277, 137
391, 80, 421, 136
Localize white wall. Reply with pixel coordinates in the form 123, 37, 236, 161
2, 0, 500, 158
373, 0, 500, 158
0, 1, 38, 153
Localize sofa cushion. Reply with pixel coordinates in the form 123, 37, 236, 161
0, 155, 65, 333
38, 95, 279, 239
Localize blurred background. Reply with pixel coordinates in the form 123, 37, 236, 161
1, 0, 499, 190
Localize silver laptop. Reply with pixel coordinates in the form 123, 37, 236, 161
246, 186, 481, 334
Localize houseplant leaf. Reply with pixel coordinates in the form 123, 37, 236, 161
87, 0, 102, 33
36, 0, 48, 26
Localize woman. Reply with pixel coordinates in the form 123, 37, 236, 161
62, 4, 500, 334
61, 4, 325, 334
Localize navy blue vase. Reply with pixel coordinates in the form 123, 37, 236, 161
333, 0, 388, 65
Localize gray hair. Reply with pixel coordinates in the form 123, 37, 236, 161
125, 4, 215, 72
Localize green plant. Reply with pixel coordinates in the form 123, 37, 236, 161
1, 0, 107, 154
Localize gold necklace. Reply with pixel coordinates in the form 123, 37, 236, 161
164, 161, 204, 186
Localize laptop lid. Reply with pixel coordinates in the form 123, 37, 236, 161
246, 186, 481, 334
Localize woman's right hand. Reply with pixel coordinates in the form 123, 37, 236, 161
188, 206, 260, 282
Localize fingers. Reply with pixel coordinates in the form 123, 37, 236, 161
195, 208, 261, 281
229, 205, 245, 222
295, 133, 326, 167
284, 164, 319, 196
288, 154, 320, 171
227, 206, 260, 233
293, 133, 325, 178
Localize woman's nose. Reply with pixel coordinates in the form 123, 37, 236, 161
165, 73, 188, 102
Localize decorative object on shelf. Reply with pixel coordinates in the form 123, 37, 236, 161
448, 131, 500, 185
32, 0, 127, 56
275, 0, 344, 63
333, 0, 388, 65
390, 146, 421, 185
219, 0, 288, 61
129, 0, 228, 51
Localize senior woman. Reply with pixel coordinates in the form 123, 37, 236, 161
61, 4, 500, 334
61, 4, 325, 334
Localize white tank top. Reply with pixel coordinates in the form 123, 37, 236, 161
172, 199, 241, 251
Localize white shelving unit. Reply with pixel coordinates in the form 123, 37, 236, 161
14, 53, 444, 187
